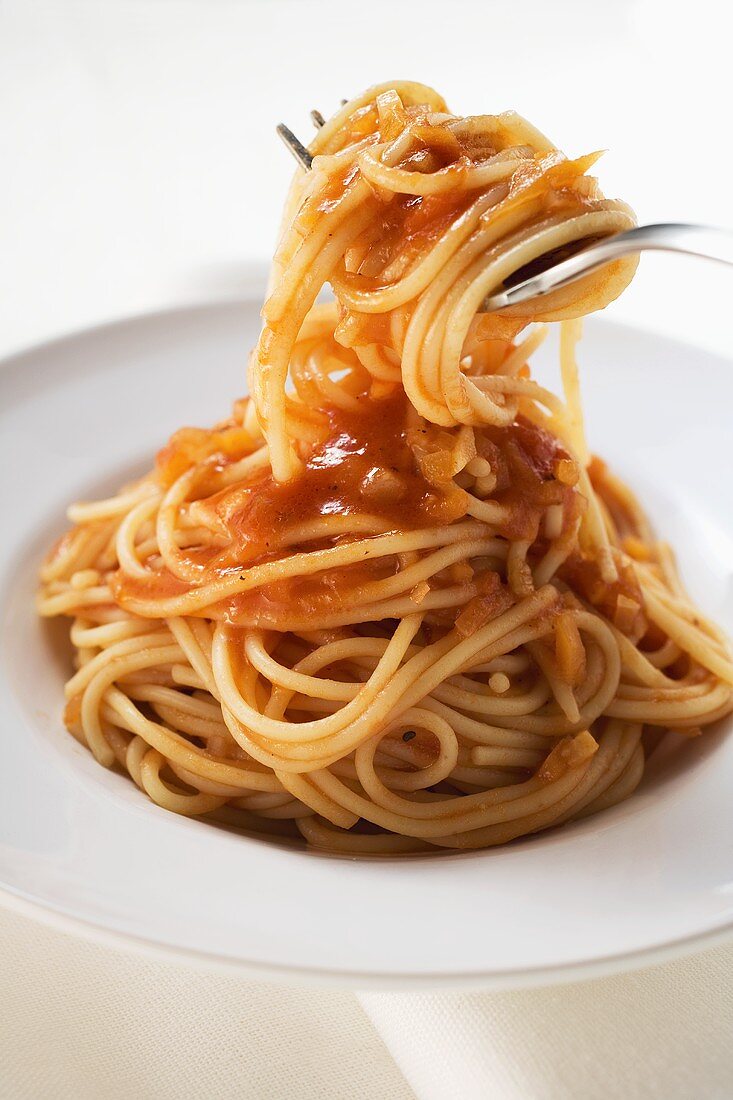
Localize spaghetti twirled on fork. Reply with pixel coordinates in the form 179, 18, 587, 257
38, 81, 733, 852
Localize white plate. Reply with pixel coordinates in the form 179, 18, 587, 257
1, 288, 732, 989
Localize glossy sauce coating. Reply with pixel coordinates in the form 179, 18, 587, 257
210, 388, 465, 563
114, 389, 467, 615
115, 392, 581, 628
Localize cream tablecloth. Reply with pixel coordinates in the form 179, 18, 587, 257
2, 905, 732, 1099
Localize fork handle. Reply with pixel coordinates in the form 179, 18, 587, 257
484, 223, 733, 310
603, 223, 733, 266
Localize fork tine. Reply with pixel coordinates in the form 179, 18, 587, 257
276, 124, 313, 170
310, 110, 326, 129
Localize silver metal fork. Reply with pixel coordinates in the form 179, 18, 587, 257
482, 223, 733, 311
276, 123, 733, 312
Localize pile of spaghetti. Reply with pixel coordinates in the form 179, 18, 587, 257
39, 82, 733, 852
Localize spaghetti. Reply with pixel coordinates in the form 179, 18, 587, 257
38, 82, 733, 853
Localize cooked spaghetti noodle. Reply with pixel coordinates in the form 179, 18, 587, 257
38, 82, 733, 853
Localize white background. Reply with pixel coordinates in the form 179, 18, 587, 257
1, 0, 732, 360
1, 3, 732, 1097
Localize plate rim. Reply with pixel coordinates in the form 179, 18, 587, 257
2, 882, 730, 989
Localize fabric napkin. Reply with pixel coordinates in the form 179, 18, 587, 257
359, 942, 733, 1099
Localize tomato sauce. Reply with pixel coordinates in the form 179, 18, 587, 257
479, 416, 576, 540
114, 393, 580, 625
204, 389, 466, 565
